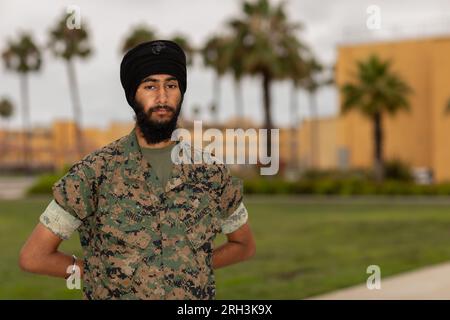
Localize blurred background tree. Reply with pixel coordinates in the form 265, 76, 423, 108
2, 33, 42, 168
48, 12, 92, 159
121, 24, 157, 53
201, 35, 231, 124
226, 0, 306, 157
0, 97, 14, 156
341, 54, 412, 183
301, 57, 334, 168
169, 33, 195, 66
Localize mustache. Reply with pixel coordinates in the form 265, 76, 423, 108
148, 105, 174, 114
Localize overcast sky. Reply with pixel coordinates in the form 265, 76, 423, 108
1, 0, 450, 130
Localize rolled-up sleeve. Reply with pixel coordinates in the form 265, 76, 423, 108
217, 165, 246, 234
218, 165, 243, 220
220, 202, 248, 234
39, 199, 82, 240
52, 161, 97, 221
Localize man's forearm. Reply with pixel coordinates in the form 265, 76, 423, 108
212, 241, 252, 269
20, 251, 83, 279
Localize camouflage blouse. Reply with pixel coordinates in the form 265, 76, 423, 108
41, 128, 247, 300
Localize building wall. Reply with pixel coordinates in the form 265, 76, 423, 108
0, 119, 268, 171
0, 121, 135, 170
430, 39, 450, 182
336, 36, 450, 182
296, 117, 338, 170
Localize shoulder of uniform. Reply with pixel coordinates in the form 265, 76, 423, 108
179, 140, 222, 165
177, 140, 228, 183
87, 136, 126, 161
69, 135, 128, 177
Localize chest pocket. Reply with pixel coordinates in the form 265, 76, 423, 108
96, 177, 159, 249
98, 212, 151, 250
179, 205, 221, 252
96, 197, 155, 252
172, 183, 222, 252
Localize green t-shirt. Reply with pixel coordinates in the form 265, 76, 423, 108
141, 142, 175, 189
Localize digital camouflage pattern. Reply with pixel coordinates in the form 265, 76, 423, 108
52, 128, 243, 300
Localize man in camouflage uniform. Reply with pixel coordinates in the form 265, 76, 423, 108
19, 40, 256, 300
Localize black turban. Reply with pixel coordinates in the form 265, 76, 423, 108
120, 40, 187, 109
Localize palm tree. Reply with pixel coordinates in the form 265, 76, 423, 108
283, 35, 309, 126
341, 54, 412, 182
223, 35, 246, 120
2, 33, 42, 167
201, 35, 231, 124
301, 57, 334, 168
227, 0, 302, 157
0, 97, 13, 121
170, 33, 195, 66
281, 32, 310, 170
0, 97, 14, 157
48, 12, 92, 159
121, 25, 157, 53
169, 33, 195, 120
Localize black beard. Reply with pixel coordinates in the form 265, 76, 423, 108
134, 100, 182, 144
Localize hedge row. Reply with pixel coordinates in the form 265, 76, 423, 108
26, 166, 70, 195
244, 178, 450, 196
27, 166, 450, 196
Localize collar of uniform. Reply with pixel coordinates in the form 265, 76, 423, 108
121, 127, 190, 196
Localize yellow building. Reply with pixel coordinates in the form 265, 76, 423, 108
0, 120, 134, 170
277, 35, 450, 183
0, 118, 268, 172
298, 117, 338, 170
336, 36, 450, 183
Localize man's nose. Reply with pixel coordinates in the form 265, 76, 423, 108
156, 87, 168, 104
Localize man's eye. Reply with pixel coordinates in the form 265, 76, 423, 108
167, 84, 178, 89
145, 86, 156, 90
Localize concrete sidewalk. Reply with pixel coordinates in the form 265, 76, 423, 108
310, 262, 450, 300
0, 177, 36, 200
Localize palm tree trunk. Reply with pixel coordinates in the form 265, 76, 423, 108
309, 90, 319, 168
1, 118, 11, 161
373, 112, 384, 182
66, 59, 84, 159
289, 83, 299, 168
0, 119, 5, 160
5, 119, 10, 160
262, 73, 273, 158
212, 74, 221, 124
19, 74, 32, 168
234, 78, 244, 121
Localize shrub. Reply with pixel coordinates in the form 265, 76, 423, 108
26, 164, 71, 195
434, 183, 450, 195
384, 159, 413, 182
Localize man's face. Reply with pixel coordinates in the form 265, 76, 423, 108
134, 74, 183, 144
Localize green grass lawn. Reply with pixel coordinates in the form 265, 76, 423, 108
1, 196, 450, 299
